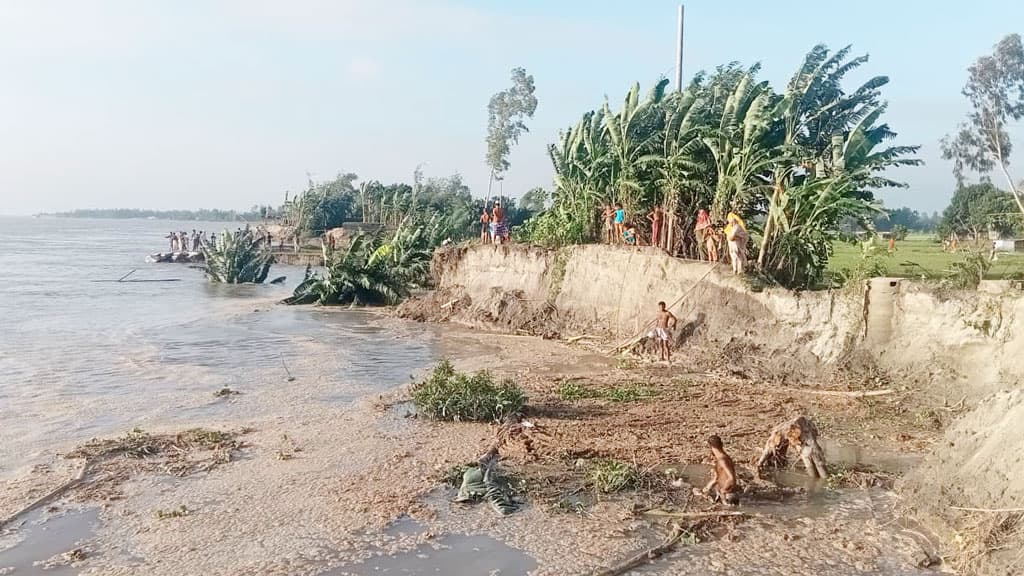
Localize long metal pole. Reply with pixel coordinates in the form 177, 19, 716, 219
674, 5, 684, 91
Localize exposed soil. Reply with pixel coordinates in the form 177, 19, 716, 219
0, 320, 954, 575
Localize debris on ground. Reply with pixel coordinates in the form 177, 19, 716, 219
452, 450, 521, 516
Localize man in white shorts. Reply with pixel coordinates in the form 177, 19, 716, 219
653, 301, 678, 362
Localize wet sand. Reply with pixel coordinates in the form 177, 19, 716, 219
0, 315, 943, 575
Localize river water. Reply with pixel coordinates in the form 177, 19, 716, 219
0, 216, 441, 479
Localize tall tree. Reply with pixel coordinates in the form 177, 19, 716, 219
485, 68, 538, 198
941, 34, 1024, 214
939, 182, 1020, 240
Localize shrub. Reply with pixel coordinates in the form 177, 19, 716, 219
412, 360, 526, 422
587, 459, 640, 493
944, 249, 992, 289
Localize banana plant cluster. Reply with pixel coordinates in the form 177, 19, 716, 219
528, 44, 922, 288
201, 227, 274, 284
284, 219, 434, 306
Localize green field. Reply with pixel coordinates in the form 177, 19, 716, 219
827, 234, 1024, 280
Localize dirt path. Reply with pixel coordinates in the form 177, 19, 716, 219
0, 322, 946, 575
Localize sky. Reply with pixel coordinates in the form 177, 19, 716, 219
1, 0, 1022, 216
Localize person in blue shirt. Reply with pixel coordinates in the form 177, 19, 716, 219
613, 203, 626, 243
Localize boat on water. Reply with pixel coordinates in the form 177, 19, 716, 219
146, 251, 205, 263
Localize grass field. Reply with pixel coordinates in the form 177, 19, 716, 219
827, 234, 1024, 280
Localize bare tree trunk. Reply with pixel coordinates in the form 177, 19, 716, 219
666, 213, 676, 255
757, 184, 783, 269
998, 162, 1024, 216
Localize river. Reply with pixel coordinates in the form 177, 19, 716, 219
0, 216, 440, 479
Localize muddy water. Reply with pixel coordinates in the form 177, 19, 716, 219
0, 217, 444, 479
0, 507, 99, 574
325, 533, 537, 576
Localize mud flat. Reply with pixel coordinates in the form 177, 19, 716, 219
1, 244, 1022, 575
0, 320, 952, 576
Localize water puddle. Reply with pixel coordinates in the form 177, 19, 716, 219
0, 507, 99, 575
324, 531, 537, 576
821, 438, 922, 473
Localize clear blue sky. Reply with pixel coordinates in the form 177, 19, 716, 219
1, 0, 1021, 215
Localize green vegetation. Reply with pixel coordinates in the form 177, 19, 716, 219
938, 182, 1023, 240
604, 385, 658, 403
828, 235, 1024, 281
486, 67, 538, 196
285, 222, 431, 306
411, 360, 526, 423
587, 459, 640, 493
285, 173, 361, 236
201, 227, 274, 284
941, 34, 1024, 215
285, 171, 542, 244
524, 45, 920, 288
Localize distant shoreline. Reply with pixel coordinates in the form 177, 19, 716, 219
37, 209, 262, 221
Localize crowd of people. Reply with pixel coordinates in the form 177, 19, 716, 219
165, 229, 215, 253
599, 204, 750, 275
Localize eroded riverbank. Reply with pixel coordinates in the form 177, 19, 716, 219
1, 312, 946, 575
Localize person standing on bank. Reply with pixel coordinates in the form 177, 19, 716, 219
653, 301, 678, 362
725, 212, 748, 274
648, 205, 664, 250
479, 206, 491, 244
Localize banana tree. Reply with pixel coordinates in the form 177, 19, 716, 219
655, 88, 714, 254
202, 228, 274, 284
702, 73, 777, 222
603, 79, 670, 215
760, 176, 882, 288
546, 109, 613, 241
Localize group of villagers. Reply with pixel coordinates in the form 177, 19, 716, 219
602, 204, 749, 274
